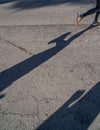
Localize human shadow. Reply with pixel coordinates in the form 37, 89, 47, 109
0, 25, 95, 98
0, 94, 5, 99
0, 0, 19, 4
36, 82, 100, 130
0, 0, 94, 9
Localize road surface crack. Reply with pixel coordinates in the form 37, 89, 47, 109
0, 37, 33, 55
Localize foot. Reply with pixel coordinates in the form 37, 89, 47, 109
91, 20, 100, 26
76, 13, 83, 25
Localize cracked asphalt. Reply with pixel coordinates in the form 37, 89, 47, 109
0, 1, 100, 130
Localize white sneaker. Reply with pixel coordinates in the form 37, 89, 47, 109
91, 21, 100, 26
76, 13, 83, 25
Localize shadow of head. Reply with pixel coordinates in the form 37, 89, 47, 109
48, 24, 96, 47
48, 32, 71, 45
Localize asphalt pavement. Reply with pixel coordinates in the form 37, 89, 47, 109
0, 1, 100, 130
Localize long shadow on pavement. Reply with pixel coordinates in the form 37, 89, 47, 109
0, 0, 19, 4
0, 25, 95, 98
36, 82, 100, 130
0, 0, 94, 9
